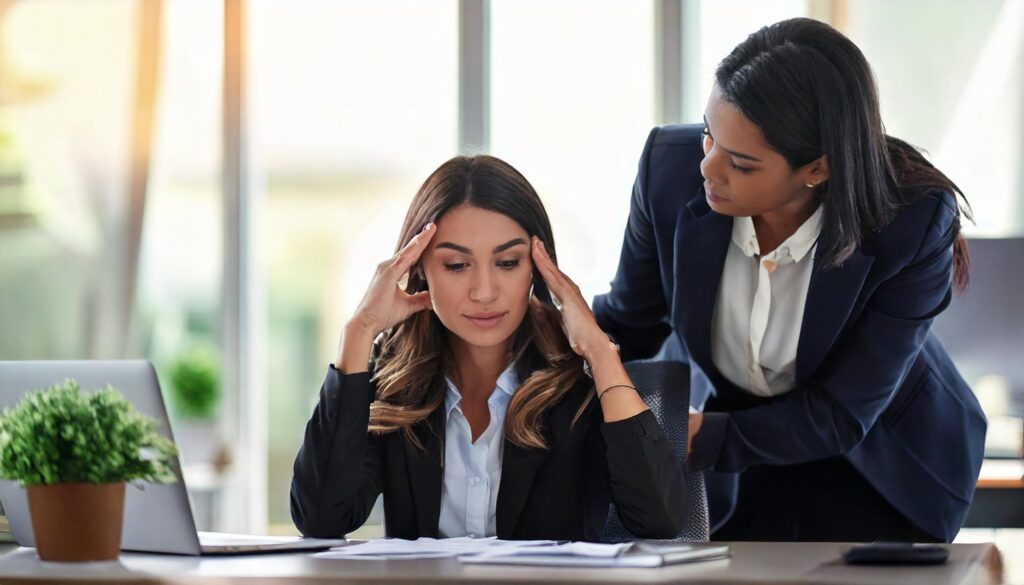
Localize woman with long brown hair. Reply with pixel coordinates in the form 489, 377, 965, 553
291, 155, 688, 540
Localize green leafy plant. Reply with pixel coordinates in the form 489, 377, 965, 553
168, 344, 221, 420
0, 380, 178, 485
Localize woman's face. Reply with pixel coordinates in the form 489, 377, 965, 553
700, 83, 827, 218
419, 204, 533, 351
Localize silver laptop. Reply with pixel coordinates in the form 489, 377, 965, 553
0, 360, 346, 555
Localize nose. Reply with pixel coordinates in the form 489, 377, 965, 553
699, 138, 727, 186
469, 267, 499, 304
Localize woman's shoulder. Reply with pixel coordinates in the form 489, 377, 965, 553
649, 124, 705, 148
866, 189, 960, 264
634, 124, 707, 216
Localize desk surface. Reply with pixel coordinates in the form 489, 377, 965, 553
0, 541, 1005, 585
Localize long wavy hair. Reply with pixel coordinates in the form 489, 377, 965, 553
716, 17, 971, 292
367, 155, 590, 450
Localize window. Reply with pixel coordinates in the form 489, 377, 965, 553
490, 0, 654, 301
846, 0, 1024, 235
247, 0, 458, 534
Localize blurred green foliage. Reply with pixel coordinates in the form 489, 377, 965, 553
168, 344, 221, 420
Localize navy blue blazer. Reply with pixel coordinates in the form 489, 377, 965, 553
592, 124, 987, 542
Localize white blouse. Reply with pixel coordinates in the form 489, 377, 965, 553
711, 206, 823, 397
437, 364, 518, 538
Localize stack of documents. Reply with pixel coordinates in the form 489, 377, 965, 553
316, 537, 729, 567
462, 541, 730, 567
314, 537, 559, 560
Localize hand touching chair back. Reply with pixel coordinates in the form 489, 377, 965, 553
602, 360, 710, 542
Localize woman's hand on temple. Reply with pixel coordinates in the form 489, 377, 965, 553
530, 236, 615, 361
349, 223, 437, 338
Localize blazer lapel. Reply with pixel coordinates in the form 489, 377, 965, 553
495, 425, 550, 537
795, 245, 875, 384
403, 405, 445, 537
672, 188, 876, 390
673, 191, 732, 371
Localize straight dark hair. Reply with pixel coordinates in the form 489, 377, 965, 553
715, 17, 971, 292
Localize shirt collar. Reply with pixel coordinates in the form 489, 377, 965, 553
444, 362, 519, 417
730, 204, 824, 263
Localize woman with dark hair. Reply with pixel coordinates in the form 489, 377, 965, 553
291, 155, 688, 540
593, 17, 986, 542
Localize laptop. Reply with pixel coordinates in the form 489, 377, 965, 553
0, 360, 346, 555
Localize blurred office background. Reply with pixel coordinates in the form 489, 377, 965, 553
0, 0, 1021, 542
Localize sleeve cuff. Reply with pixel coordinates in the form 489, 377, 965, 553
323, 364, 374, 420
329, 362, 373, 375
600, 409, 663, 442
688, 411, 728, 470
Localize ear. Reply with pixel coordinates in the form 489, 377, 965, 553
800, 155, 830, 187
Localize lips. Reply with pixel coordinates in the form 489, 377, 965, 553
465, 312, 508, 329
704, 182, 729, 203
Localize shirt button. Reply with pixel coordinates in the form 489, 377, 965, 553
470, 477, 479, 486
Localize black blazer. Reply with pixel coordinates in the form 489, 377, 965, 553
592, 124, 987, 541
290, 365, 688, 541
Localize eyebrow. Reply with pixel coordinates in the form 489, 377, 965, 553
703, 115, 763, 163
435, 238, 528, 255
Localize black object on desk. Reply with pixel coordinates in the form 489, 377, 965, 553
842, 542, 949, 565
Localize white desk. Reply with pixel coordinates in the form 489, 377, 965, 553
0, 541, 1004, 584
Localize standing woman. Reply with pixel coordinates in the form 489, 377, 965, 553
593, 18, 986, 543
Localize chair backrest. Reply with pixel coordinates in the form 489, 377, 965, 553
601, 359, 710, 542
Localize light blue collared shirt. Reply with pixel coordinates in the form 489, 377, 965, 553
437, 363, 518, 538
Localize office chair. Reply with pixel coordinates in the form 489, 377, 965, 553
601, 359, 710, 542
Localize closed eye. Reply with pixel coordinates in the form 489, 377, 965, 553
704, 127, 754, 173
443, 262, 468, 273
443, 259, 522, 273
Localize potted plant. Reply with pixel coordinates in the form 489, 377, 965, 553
166, 344, 226, 469
0, 379, 177, 561
168, 343, 221, 421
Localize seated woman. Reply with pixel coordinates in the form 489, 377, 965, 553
291, 155, 688, 541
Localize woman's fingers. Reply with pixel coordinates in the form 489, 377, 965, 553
404, 290, 433, 314
356, 224, 436, 335
531, 236, 556, 282
389, 223, 436, 279
531, 236, 610, 358
531, 236, 575, 299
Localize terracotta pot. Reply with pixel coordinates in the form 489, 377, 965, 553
26, 482, 125, 562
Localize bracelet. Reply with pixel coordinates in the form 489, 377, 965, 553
598, 384, 636, 400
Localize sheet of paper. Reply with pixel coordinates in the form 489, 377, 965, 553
462, 542, 731, 568
314, 537, 561, 560
472, 541, 631, 559
461, 553, 665, 567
